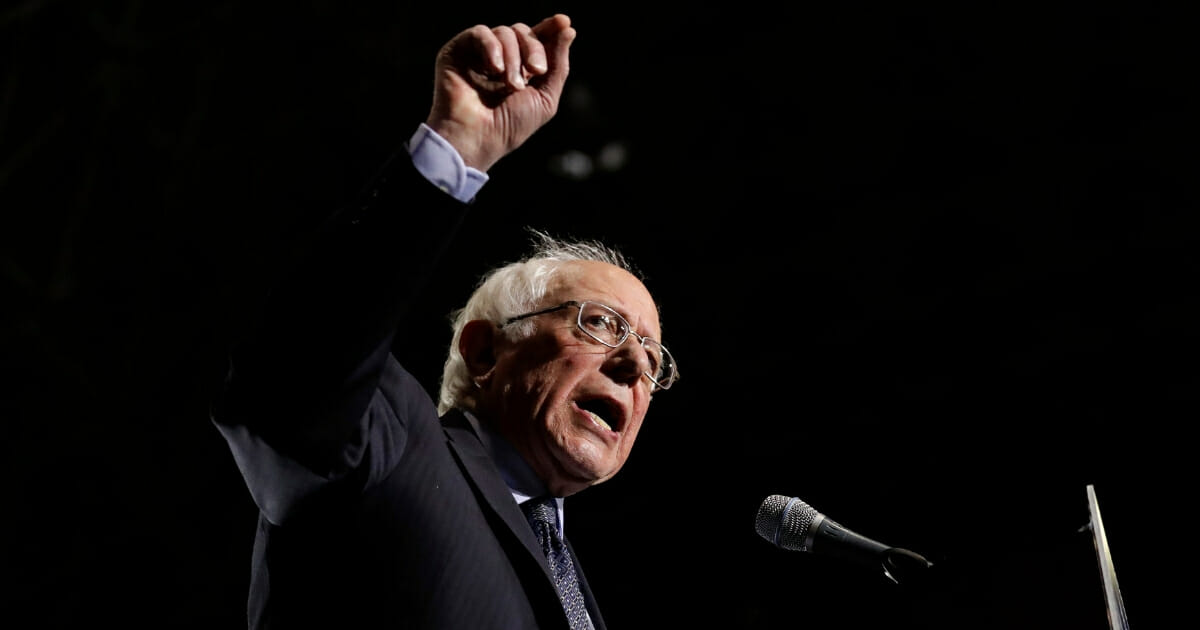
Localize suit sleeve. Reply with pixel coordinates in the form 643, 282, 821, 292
211, 149, 471, 525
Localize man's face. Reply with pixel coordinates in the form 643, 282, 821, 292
481, 260, 661, 497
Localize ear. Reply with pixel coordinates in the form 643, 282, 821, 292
458, 319, 498, 380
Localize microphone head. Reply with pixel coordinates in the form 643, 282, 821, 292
756, 494, 819, 551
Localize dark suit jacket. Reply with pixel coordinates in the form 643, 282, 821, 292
212, 151, 608, 629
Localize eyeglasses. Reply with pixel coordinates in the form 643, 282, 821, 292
504, 300, 679, 392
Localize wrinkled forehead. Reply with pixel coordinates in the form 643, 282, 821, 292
549, 260, 661, 336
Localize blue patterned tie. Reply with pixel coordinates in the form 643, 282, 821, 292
522, 497, 594, 630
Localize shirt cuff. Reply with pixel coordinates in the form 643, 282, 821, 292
404, 123, 489, 203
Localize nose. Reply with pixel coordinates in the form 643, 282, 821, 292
604, 337, 653, 388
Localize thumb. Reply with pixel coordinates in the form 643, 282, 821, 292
531, 14, 576, 96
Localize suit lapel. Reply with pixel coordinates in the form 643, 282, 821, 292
442, 410, 604, 629
441, 411, 553, 577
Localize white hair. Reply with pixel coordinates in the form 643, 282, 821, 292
436, 228, 642, 415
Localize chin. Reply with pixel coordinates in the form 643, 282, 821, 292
554, 447, 619, 489
573, 438, 620, 470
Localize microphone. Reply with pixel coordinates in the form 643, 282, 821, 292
755, 494, 932, 583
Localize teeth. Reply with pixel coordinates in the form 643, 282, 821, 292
584, 409, 612, 431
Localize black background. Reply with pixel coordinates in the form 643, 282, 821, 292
3, 2, 1194, 628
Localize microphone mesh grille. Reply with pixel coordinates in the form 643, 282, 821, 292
755, 494, 818, 551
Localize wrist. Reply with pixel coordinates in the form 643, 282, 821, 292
424, 119, 497, 172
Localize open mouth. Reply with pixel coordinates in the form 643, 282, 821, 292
577, 398, 622, 433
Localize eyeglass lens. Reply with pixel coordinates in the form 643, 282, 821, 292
577, 302, 675, 389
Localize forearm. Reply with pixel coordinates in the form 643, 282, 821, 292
215, 150, 470, 475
